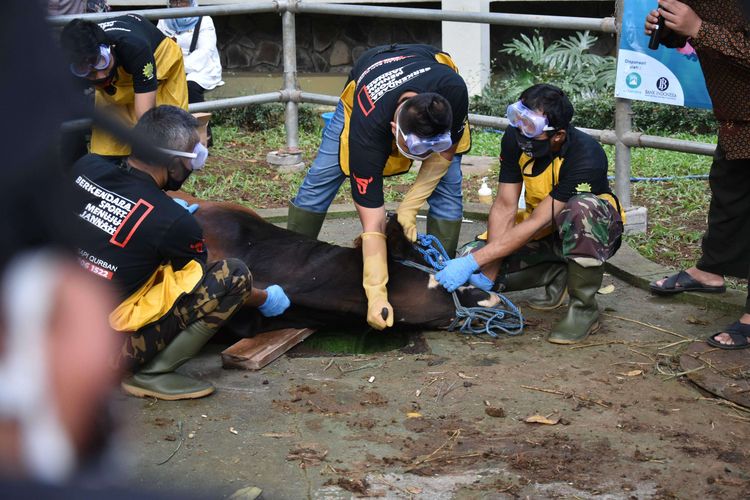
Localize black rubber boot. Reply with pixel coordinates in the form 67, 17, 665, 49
286, 202, 326, 239
121, 320, 217, 400
426, 215, 462, 258
547, 262, 605, 345
501, 263, 568, 310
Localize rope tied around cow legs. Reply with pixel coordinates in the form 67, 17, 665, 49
400, 234, 524, 338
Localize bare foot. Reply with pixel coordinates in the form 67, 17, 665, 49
712, 314, 750, 346
653, 267, 724, 289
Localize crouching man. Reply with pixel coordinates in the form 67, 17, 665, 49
69, 105, 290, 400
436, 84, 624, 344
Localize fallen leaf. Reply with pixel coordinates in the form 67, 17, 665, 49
524, 415, 560, 425
229, 427, 239, 435
406, 412, 423, 418
597, 284, 615, 294
620, 370, 643, 377
457, 372, 476, 379
485, 407, 506, 418
406, 487, 423, 494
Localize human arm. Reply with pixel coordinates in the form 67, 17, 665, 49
658, 0, 750, 70
355, 203, 393, 330
134, 90, 157, 120
396, 148, 454, 241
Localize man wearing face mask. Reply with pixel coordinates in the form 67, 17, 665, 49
435, 84, 624, 344
68, 106, 291, 400
287, 44, 471, 331
61, 15, 188, 159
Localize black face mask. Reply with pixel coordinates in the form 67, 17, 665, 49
164, 160, 192, 192
517, 136, 551, 159
89, 64, 118, 91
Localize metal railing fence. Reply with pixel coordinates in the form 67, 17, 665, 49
50, 1, 717, 210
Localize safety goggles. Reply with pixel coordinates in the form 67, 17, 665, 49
395, 118, 452, 161
506, 100, 556, 138
159, 142, 209, 170
69, 45, 112, 78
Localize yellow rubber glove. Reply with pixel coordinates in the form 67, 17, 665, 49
361, 232, 394, 330
396, 154, 452, 242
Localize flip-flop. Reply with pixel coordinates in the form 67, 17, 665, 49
649, 270, 726, 295
706, 321, 750, 350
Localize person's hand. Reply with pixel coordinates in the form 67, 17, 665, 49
435, 254, 480, 292
398, 215, 418, 243
366, 296, 394, 330
658, 0, 702, 38
644, 8, 660, 35
258, 285, 291, 317
468, 271, 494, 291
172, 197, 199, 214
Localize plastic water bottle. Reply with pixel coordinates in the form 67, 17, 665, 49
478, 177, 493, 205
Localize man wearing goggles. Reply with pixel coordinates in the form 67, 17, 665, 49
286, 44, 471, 331
61, 15, 188, 158
67, 106, 291, 400
435, 84, 625, 345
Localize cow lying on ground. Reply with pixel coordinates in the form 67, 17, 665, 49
187, 200, 500, 338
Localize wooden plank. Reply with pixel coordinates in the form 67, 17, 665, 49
221, 328, 316, 370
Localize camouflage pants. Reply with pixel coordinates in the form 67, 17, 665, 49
502, 193, 623, 274
119, 258, 252, 371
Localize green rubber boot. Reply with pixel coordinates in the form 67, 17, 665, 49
502, 263, 568, 310
286, 202, 326, 239
426, 215, 462, 258
121, 320, 217, 400
547, 262, 604, 345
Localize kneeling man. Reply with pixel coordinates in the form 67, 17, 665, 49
69, 105, 290, 400
436, 84, 624, 344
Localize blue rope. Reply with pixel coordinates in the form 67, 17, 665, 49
400, 234, 524, 338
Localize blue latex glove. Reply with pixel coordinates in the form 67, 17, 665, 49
435, 255, 480, 292
469, 271, 494, 291
172, 197, 199, 214
258, 284, 291, 317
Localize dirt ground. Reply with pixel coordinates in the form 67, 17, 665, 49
116, 218, 750, 499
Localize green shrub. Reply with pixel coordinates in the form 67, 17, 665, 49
470, 30, 717, 136
212, 103, 322, 133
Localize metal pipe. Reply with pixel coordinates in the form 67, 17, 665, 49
623, 132, 716, 156
281, 2, 300, 154
296, 4, 616, 32
47, 3, 279, 25
49, 3, 616, 33
613, 1, 632, 208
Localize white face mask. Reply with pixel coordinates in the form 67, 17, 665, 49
0, 251, 76, 482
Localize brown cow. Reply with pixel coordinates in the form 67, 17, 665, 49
188, 200, 502, 338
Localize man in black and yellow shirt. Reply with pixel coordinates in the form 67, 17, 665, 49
61, 14, 189, 157
70, 106, 290, 400
436, 84, 624, 344
287, 44, 471, 330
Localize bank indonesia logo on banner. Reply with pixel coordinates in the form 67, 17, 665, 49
615, 0, 712, 109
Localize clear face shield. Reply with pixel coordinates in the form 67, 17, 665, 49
158, 142, 209, 171
395, 111, 452, 161
69, 45, 112, 78
506, 100, 556, 139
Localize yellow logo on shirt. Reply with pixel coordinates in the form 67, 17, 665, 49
575, 182, 592, 193
142, 62, 154, 80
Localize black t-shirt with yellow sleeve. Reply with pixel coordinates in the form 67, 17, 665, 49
343, 44, 470, 208
70, 154, 207, 301
498, 126, 613, 206
99, 14, 165, 94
